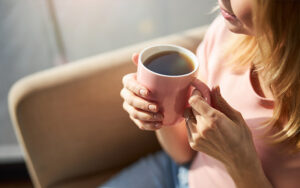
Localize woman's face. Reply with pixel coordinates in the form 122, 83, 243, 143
218, 0, 254, 35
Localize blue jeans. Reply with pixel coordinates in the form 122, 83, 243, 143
99, 151, 190, 188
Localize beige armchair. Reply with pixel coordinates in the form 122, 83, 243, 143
8, 26, 207, 188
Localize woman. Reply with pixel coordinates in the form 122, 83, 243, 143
103, 0, 300, 187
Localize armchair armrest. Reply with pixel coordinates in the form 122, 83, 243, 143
8, 26, 207, 188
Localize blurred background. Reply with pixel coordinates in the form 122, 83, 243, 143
0, 0, 217, 187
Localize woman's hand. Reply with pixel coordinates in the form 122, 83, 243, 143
120, 54, 164, 131
184, 80, 260, 173
185, 80, 273, 187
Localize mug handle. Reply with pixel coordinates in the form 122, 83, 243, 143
191, 78, 211, 105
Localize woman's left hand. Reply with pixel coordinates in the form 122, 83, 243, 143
184, 80, 260, 173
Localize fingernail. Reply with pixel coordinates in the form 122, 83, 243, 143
194, 90, 203, 97
140, 89, 148, 97
149, 104, 157, 112
188, 97, 194, 105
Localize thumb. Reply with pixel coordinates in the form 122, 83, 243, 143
131, 53, 139, 66
191, 78, 211, 105
211, 86, 242, 123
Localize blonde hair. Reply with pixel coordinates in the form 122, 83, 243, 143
224, 1, 300, 151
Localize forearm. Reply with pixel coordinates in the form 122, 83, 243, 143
226, 160, 273, 188
155, 120, 196, 164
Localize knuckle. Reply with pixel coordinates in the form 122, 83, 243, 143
194, 134, 203, 143
143, 103, 151, 111
143, 123, 155, 130
129, 115, 134, 121
132, 112, 139, 119
143, 114, 153, 121
122, 102, 127, 111
135, 122, 144, 130
190, 142, 197, 150
142, 112, 157, 121
121, 88, 133, 100
132, 98, 142, 108
120, 88, 126, 99
131, 98, 145, 110
132, 84, 140, 95
208, 117, 218, 128
127, 97, 135, 106
202, 123, 217, 139
122, 74, 130, 85
123, 102, 133, 115
136, 123, 145, 130
134, 99, 153, 112
123, 74, 137, 92
202, 128, 212, 138
124, 93, 138, 107
208, 110, 218, 119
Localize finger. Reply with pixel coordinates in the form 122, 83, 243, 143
185, 108, 221, 153
192, 78, 211, 104
131, 53, 139, 66
189, 89, 217, 118
129, 116, 162, 131
123, 102, 163, 122
190, 107, 220, 140
211, 86, 242, 124
192, 109, 215, 140
184, 108, 198, 140
184, 108, 197, 131
191, 108, 203, 127
121, 88, 159, 113
122, 73, 149, 98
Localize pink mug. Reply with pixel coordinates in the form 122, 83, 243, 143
137, 44, 199, 125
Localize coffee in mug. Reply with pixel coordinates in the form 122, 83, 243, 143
143, 51, 195, 76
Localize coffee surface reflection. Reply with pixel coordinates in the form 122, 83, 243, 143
144, 51, 194, 76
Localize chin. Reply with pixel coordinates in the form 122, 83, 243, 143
224, 20, 252, 35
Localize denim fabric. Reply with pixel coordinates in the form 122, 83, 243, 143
99, 151, 190, 188
171, 159, 191, 188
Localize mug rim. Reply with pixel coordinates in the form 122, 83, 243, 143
138, 44, 199, 78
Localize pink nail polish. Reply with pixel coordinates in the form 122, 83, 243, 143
149, 105, 157, 112
140, 89, 148, 97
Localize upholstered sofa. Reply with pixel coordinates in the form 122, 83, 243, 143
8, 26, 207, 188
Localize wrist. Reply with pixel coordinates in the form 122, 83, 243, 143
226, 159, 272, 188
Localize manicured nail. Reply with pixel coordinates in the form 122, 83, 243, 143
149, 104, 157, 112
140, 89, 148, 97
194, 90, 202, 97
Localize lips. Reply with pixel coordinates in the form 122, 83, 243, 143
221, 8, 236, 17
218, 0, 237, 21
220, 8, 237, 21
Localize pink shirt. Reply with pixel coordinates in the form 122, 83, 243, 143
189, 16, 300, 188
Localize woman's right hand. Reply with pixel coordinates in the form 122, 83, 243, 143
120, 54, 164, 131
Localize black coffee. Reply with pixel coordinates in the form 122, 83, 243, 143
144, 51, 194, 76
